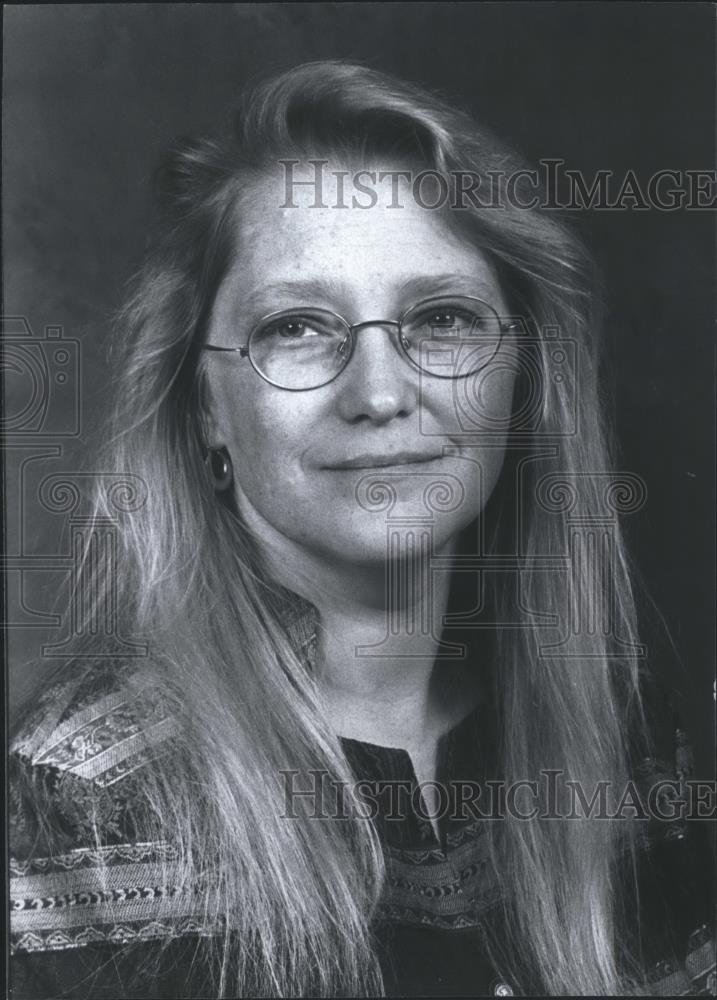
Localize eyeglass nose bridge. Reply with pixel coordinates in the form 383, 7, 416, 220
349, 318, 402, 334
338, 317, 411, 360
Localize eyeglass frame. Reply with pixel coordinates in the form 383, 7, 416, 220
202, 294, 521, 392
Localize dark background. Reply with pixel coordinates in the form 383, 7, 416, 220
3, 3, 715, 775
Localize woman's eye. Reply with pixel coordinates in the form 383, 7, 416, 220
277, 321, 312, 339
418, 307, 489, 334
422, 309, 480, 332
254, 314, 340, 346
428, 311, 457, 328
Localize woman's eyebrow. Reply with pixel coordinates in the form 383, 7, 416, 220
243, 278, 348, 308
396, 274, 495, 297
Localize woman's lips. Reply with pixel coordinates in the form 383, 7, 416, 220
323, 452, 443, 470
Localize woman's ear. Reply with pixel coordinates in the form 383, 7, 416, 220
196, 366, 224, 450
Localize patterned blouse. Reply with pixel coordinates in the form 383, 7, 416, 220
9, 592, 716, 997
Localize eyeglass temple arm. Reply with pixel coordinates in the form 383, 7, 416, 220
203, 344, 250, 357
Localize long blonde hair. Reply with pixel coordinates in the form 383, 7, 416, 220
35, 62, 651, 995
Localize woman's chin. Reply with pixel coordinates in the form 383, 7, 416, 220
304, 517, 464, 569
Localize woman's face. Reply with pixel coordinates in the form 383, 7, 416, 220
203, 166, 518, 567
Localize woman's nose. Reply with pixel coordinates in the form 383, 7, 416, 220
334, 323, 418, 424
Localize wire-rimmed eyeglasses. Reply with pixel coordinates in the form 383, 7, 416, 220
202, 294, 519, 391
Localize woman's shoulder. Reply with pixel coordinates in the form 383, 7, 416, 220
10, 664, 179, 853
9, 664, 217, 972
11, 661, 179, 770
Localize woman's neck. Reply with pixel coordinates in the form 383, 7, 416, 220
251, 520, 483, 779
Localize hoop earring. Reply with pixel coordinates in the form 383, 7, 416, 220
207, 447, 233, 492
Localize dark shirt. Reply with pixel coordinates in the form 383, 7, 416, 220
9, 598, 716, 998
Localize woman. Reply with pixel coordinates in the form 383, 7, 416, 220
9, 61, 715, 998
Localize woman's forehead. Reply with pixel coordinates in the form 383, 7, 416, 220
226, 165, 502, 307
